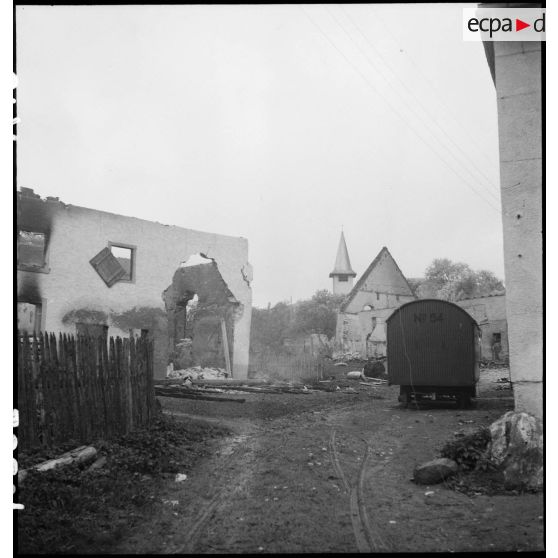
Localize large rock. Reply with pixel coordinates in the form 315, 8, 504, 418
413, 458, 458, 485
487, 411, 543, 491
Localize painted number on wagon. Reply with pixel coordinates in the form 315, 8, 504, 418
414, 313, 444, 324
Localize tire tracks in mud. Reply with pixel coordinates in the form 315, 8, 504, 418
329, 428, 391, 553
163, 427, 259, 554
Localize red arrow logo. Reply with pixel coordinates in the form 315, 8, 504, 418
516, 18, 530, 31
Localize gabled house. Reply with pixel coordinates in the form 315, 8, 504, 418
334, 246, 415, 357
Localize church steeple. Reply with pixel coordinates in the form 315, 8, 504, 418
329, 231, 356, 295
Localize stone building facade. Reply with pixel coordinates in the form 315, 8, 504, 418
335, 247, 415, 357
16, 188, 253, 379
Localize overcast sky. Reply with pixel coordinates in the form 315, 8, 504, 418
16, 3, 503, 308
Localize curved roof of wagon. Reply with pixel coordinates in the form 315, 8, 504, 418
385, 298, 479, 326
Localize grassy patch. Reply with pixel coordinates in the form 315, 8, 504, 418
440, 427, 491, 471
17, 414, 230, 554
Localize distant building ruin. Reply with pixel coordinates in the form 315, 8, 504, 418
456, 292, 508, 363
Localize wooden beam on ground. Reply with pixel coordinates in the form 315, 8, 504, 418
155, 387, 245, 403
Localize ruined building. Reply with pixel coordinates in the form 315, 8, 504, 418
16, 188, 253, 379
456, 292, 508, 363
332, 239, 415, 357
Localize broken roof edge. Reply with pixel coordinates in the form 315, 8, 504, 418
17, 188, 249, 245
339, 247, 416, 312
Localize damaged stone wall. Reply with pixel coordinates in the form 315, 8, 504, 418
456, 294, 508, 362
16, 190, 252, 378
162, 261, 240, 372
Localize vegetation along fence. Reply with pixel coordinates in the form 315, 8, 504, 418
17, 331, 156, 450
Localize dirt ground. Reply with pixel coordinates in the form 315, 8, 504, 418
113, 367, 544, 554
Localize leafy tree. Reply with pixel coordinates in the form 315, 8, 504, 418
250, 290, 345, 354
417, 258, 504, 301
291, 290, 345, 338
250, 301, 293, 354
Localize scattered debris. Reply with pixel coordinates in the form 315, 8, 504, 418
167, 366, 229, 381
162, 499, 179, 507
88, 456, 107, 471
331, 350, 362, 362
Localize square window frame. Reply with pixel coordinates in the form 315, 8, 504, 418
17, 229, 51, 274
108, 242, 137, 284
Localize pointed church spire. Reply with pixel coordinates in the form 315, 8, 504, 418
329, 231, 357, 278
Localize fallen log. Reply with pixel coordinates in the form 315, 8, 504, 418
18, 445, 97, 485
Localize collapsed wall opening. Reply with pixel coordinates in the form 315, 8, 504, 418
162, 255, 241, 375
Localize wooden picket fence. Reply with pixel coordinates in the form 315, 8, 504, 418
17, 331, 156, 450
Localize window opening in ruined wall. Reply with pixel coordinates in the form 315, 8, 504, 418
17, 302, 42, 335
163, 257, 239, 376
18, 230, 49, 272
109, 243, 136, 282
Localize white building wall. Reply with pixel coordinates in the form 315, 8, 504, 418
493, 40, 542, 418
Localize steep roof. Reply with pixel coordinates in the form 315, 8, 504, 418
329, 231, 356, 278
340, 247, 415, 312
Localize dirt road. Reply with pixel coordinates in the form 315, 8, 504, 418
115, 369, 544, 553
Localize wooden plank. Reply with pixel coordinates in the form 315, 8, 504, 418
220, 318, 232, 378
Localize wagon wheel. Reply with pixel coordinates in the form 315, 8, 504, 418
457, 394, 471, 409
399, 389, 411, 408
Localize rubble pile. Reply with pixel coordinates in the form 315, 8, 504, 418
331, 350, 362, 363
166, 365, 229, 381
